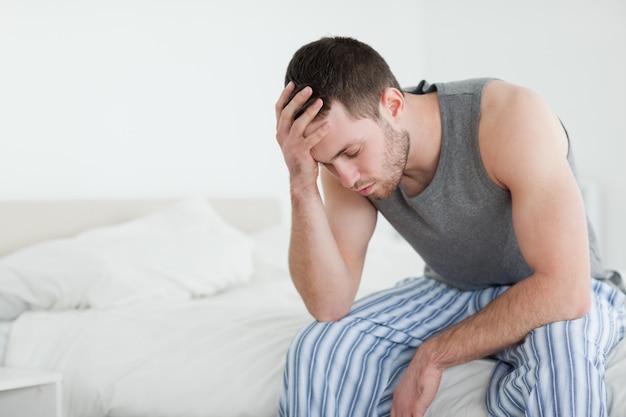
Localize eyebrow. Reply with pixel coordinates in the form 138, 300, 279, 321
332, 145, 353, 160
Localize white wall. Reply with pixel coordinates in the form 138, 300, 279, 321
0, 0, 421, 201
0, 0, 624, 270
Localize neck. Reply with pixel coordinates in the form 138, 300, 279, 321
399, 92, 442, 197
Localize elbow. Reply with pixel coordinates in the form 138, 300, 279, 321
305, 294, 353, 322
568, 291, 591, 320
561, 280, 592, 321
539, 267, 592, 322
309, 304, 351, 323
296, 278, 357, 322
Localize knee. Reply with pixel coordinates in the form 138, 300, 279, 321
286, 321, 340, 367
487, 320, 611, 415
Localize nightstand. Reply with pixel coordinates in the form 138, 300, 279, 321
0, 368, 62, 417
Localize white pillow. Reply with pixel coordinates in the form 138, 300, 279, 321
358, 220, 425, 297
251, 225, 290, 282
0, 198, 255, 319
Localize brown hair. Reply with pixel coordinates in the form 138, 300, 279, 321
284, 36, 402, 121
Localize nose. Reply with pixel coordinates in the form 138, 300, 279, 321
335, 161, 359, 189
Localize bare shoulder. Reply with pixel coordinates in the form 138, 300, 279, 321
480, 80, 558, 135
479, 80, 569, 189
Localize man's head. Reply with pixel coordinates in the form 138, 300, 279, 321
284, 36, 402, 122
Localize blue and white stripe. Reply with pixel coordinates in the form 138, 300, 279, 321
278, 277, 625, 417
487, 279, 626, 416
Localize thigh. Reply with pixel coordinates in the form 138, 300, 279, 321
487, 280, 626, 416
347, 277, 507, 344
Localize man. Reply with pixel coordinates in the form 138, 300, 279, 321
274, 36, 625, 417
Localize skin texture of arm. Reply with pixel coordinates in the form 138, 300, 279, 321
275, 82, 377, 321
390, 81, 592, 417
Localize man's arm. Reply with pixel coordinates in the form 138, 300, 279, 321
275, 83, 377, 321
391, 81, 592, 416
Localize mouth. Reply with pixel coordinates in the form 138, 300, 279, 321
357, 183, 375, 196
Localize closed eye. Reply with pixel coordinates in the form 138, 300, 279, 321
344, 147, 361, 159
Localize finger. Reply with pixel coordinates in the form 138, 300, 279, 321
275, 81, 296, 123
303, 120, 331, 149
275, 86, 314, 142
276, 82, 313, 127
277, 96, 323, 151
292, 96, 323, 132
279, 85, 314, 124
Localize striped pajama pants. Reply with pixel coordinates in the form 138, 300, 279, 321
278, 277, 626, 417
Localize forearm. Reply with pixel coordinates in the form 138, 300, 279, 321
418, 272, 591, 370
288, 184, 358, 321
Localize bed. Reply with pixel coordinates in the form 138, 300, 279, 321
0, 197, 624, 417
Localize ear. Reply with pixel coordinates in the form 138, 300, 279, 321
380, 88, 405, 120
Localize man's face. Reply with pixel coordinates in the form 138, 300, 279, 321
305, 101, 409, 200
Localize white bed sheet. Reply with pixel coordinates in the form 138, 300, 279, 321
6, 278, 308, 417
6, 274, 626, 417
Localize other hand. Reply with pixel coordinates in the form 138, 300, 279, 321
391, 355, 443, 417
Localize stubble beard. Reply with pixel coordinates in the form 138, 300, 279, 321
367, 119, 410, 201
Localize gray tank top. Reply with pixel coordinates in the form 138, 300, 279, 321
372, 78, 612, 290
